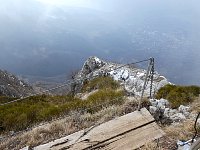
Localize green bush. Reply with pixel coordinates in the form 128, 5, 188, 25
156, 84, 200, 108
82, 76, 120, 92
186, 85, 200, 96
0, 89, 125, 133
0, 95, 78, 132
85, 89, 124, 112
155, 84, 176, 99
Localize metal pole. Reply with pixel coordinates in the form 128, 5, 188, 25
149, 58, 154, 99
137, 58, 153, 111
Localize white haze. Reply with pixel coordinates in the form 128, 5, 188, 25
0, 0, 200, 85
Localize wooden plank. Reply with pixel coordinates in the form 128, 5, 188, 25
100, 122, 164, 150
57, 108, 162, 150
78, 109, 154, 143
34, 131, 85, 150
34, 108, 164, 150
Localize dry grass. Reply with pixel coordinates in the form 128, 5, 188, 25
139, 97, 200, 150
0, 97, 140, 150
150, 96, 200, 150
139, 119, 196, 150
139, 141, 163, 150
190, 97, 200, 113
1, 97, 196, 150
163, 120, 195, 141
162, 97, 200, 142
0, 120, 78, 150
0, 97, 185, 150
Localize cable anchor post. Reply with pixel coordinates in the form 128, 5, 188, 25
137, 57, 154, 111
149, 57, 154, 99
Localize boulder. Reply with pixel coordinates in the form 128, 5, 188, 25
178, 105, 190, 117
81, 56, 106, 75
164, 108, 178, 118
149, 106, 157, 114
150, 98, 190, 123
150, 98, 169, 109
170, 113, 186, 122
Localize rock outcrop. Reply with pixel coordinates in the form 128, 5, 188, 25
0, 69, 34, 97
76, 57, 193, 123
149, 98, 190, 123
75, 56, 169, 97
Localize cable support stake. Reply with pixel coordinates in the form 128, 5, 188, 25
137, 57, 154, 111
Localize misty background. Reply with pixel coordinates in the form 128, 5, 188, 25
0, 0, 200, 85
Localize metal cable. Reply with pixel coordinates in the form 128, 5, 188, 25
0, 95, 125, 141
0, 81, 73, 106
0, 59, 150, 106
111, 59, 150, 71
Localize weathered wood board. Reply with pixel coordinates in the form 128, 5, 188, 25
34, 108, 165, 150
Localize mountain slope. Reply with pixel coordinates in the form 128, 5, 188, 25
0, 69, 34, 97
1, 57, 199, 150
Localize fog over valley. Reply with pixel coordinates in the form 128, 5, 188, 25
0, 0, 200, 85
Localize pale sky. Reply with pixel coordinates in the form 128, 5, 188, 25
36, 0, 99, 9
0, 0, 200, 85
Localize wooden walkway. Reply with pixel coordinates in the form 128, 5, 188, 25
34, 108, 165, 150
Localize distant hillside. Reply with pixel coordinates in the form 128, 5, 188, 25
0, 69, 35, 97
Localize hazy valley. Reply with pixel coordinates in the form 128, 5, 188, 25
1, 0, 200, 150
1, 0, 200, 85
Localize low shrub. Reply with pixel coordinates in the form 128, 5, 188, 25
0, 95, 79, 132
85, 89, 125, 112
0, 89, 125, 133
156, 84, 200, 108
82, 76, 120, 92
155, 84, 176, 99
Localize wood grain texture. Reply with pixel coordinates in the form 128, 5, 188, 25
34, 108, 165, 150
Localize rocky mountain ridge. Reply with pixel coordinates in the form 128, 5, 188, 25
76, 57, 194, 123
75, 56, 169, 96
0, 69, 35, 98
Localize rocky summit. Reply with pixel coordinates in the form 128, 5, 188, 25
75, 56, 169, 96
0, 69, 34, 98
